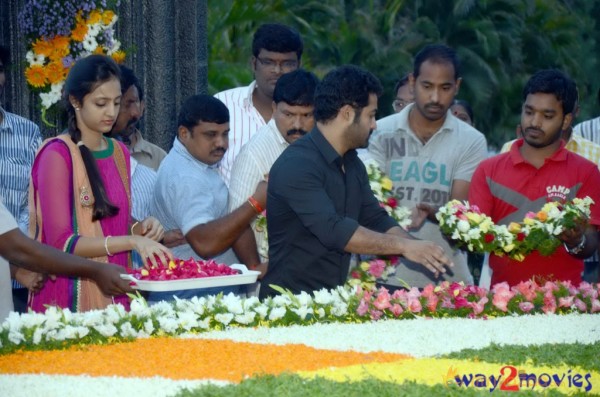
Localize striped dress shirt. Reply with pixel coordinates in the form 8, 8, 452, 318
0, 107, 42, 288
228, 119, 289, 261
214, 81, 267, 186
574, 116, 600, 144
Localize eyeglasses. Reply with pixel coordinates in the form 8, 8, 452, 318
256, 57, 298, 72
392, 98, 411, 112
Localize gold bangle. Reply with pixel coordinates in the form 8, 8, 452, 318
104, 235, 113, 256
130, 221, 140, 235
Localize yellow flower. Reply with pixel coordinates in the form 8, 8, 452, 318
381, 177, 393, 191
503, 243, 515, 253
111, 50, 126, 64
479, 219, 492, 233
102, 10, 116, 25
360, 261, 370, 271
32, 39, 53, 57
45, 61, 67, 84
71, 22, 88, 42
507, 222, 522, 233
141, 269, 149, 276
93, 46, 105, 55
25, 65, 47, 87
523, 217, 535, 226
512, 253, 526, 262
87, 10, 102, 25
466, 212, 482, 224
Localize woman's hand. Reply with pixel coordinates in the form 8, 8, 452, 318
131, 236, 173, 267
134, 217, 165, 242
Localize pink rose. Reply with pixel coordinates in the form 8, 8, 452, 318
558, 296, 574, 308
390, 303, 404, 317
574, 298, 587, 312
357, 299, 369, 316
370, 309, 383, 320
492, 282, 515, 312
519, 301, 535, 313
368, 260, 386, 278
471, 297, 488, 315
591, 299, 600, 313
373, 290, 391, 310
407, 298, 422, 313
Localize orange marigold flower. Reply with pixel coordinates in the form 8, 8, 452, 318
536, 211, 548, 222
111, 50, 126, 64
87, 10, 102, 24
25, 65, 48, 87
32, 39, 53, 57
93, 46, 105, 55
49, 46, 70, 62
102, 10, 115, 25
45, 61, 67, 84
71, 22, 88, 42
50, 35, 70, 51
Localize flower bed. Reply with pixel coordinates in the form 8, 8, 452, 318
1, 281, 599, 396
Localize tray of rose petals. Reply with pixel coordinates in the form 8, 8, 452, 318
120, 258, 260, 292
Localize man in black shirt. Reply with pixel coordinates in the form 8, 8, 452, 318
261, 65, 453, 298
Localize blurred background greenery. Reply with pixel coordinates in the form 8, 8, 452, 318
207, 0, 600, 150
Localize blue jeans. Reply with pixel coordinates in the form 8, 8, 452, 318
146, 285, 243, 304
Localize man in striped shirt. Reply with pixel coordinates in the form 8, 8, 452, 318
215, 23, 303, 186
0, 45, 43, 311
228, 69, 319, 263
573, 88, 600, 282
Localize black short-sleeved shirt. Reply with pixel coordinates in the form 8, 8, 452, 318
260, 127, 398, 298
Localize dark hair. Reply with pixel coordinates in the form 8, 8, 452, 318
252, 23, 303, 60
0, 45, 9, 67
178, 94, 229, 131
522, 69, 577, 115
63, 55, 121, 221
314, 65, 383, 123
452, 99, 474, 123
273, 69, 319, 106
413, 44, 460, 80
119, 65, 143, 101
393, 74, 410, 94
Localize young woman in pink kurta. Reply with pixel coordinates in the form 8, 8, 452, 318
27, 55, 172, 312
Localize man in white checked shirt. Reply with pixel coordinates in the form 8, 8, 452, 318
228, 69, 318, 263
215, 23, 303, 186
0, 45, 42, 312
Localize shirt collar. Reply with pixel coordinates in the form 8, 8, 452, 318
130, 129, 155, 156
509, 138, 568, 165
309, 127, 344, 166
173, 138, 220, 170
267, 119, 289, 146
393, 103, 454, 137
242, 81, 258, 112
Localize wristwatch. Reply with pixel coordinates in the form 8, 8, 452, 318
564, 235, 586, 255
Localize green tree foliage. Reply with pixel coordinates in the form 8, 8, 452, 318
207, 0, 600, 148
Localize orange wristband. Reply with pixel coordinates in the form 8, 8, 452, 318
247, 196, 264, 214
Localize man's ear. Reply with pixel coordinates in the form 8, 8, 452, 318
177, 126, 189, 141
339, 104, 355, 125
561, 113, 573, 132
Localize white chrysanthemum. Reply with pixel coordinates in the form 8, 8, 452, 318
40, 91, 61, 109
120, 322, 138, 338
242, 296, 260, 310
331, 303, 349, 317
177, 311, 199, 331
82, 35, 98, 52
313, 288, 334, 305
25, 50, 45, 65
88, 23, 102, 37
268, 306, 286, 321
221, 293, 243, 314
291, 306, 313, 320
157, 317, 178, 333
129, 299, 151, 318
456, 219, 470, 233
253, 304, 269, 319
93, 324, 118, 337
143, 319, 155, 335
215, 312, 234, 326
8, 330, 25, 345
272, 294, 292, 307
296, 291, 313, 306
32, 327, 44, 345
234, 312, 256, 325
197, 317, 211, 329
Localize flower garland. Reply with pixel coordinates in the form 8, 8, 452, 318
1, 280, 598, 353
18, 0, 126, 123
347, 160, 412, 289
436, 198, 594, 261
